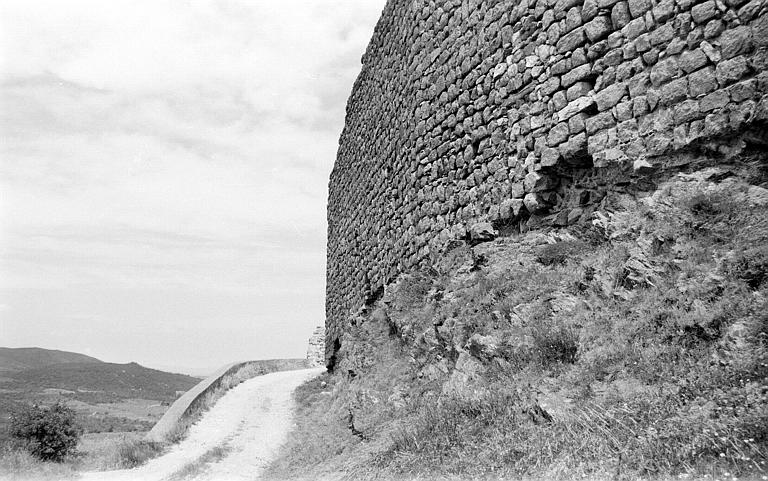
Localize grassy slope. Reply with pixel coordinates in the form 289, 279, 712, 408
266, 163, 768, 480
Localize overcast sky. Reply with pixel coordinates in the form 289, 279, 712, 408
0, 0, 385, 373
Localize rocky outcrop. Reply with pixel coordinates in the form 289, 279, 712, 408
326, 0, 768, 364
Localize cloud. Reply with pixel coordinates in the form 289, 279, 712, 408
0, 0, 385, 365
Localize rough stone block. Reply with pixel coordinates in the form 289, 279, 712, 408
628, 72, 651, 97
650, 24, 675, 46
567, 81, 593, 100
716, 56, 750, 86
633, 96, 650, 115
557, 27, 586, 53
642, 48, 660, 65
704, 111, 730, 136
523, 192, 552, 213
558, 96, 596, 120
661, 77, 689, 105
680, 49, 708, 73
700, 40, 721, 62
541, 147, 562, 166
691, 1, 717, 23
650, 57, 679, 86
652, 0, 675, 22
666, 38, 687, 56
700, 89, 730, 111
540, 76, 561, 96
469, 222, 498, 243
604, 49, 625, 66
754, 14, 768, 47
673, 99, 702, 123
588, 127, 619, 152
728, 78, 757, 102
568, 112, 588, 133
617, 118, 639, 141
582, 0, 599, 21
705, 19, 725, 39
562, 63, 593, 87
500, 199, 525, 218
646, 133, 672, 155
524, 171, 557, 192
689, 67, 717, 97
596, 82, 628, 110
628, 0, 652, 17
567, 6, 584, 31
548, 122, 571, 146
586, 110, 616, 133
561, 132, 588, 157
623, 17, 647, 39
616, 100, 634, 120
719, 26, 753, 59
585, 16, 613, 41
612, 1, 632, 28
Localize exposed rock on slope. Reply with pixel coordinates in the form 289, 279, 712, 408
287, 157, 768, 479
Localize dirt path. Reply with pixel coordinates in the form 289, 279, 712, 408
81, 367, 324, 481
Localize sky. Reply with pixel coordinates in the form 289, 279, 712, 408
0, 0, 385, 374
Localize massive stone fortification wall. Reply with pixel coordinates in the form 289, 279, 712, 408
326, 0, 768, 363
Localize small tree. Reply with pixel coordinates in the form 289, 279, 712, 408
9, 401, 81, 462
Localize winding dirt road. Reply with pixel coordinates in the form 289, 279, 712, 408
81, 367, 324, 481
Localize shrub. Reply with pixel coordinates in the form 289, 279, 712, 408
9, 401, 81, 462
393, 273, 434, 309
530, 319, 578, 366
729, 245, 768, 290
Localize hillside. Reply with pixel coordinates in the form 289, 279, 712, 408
267, 165, 768, 480
0, 350, 200, 445
0, 347, 102, 372
4, 361, 199, 403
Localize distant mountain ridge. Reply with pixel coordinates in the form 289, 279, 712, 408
7, 361, 199, 402
0, 347, 201, 445
0, 347, 102, 372
0, 346, 198, 402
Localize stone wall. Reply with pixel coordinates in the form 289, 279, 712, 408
326, 0, 768, 364
306, 326, 326, 367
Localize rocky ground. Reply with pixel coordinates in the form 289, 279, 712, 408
267, 158, 768, 480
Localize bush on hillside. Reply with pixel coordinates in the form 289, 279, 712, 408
9, 401, 81, 462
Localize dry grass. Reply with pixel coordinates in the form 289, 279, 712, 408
0, 446, 79, 481
266, 170, 768, 481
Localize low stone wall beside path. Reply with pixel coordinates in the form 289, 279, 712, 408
146, 358, 307, 443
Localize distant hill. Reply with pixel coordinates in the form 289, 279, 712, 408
0, 347, 102, 372
0, 348, 202, 445
5, 361, 199, 403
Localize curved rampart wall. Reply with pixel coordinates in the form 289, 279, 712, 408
326, 0, 768, 363
145, 359, 307, 442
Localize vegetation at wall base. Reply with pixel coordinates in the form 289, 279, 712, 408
268, 166, 768, 480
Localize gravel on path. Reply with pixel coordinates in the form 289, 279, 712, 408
80, 367, 324, 481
